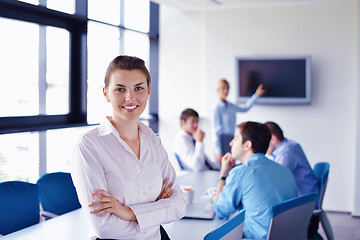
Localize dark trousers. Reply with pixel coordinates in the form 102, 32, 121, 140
96, 225, 170, 240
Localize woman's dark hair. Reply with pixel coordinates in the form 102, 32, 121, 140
237, 121, 271, 153
104, 55, 151, 89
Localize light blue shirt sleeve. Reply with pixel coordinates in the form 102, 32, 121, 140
214, 167, 244, 219
233, 94, 258, 112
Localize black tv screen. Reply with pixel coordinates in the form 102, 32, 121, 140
237, 56, 311, 104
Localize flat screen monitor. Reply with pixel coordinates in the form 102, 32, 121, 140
236, 56, 311, 105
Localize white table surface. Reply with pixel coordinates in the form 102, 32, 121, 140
1, 207, 91, 240
163, 170, 226, 240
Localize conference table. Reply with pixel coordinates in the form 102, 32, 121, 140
163, 170, 226, 239
2, 170, 226, 240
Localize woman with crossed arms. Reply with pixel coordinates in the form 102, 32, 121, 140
72, 55, 186, 240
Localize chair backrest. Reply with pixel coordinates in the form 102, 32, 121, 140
204, 210, 245, 240
267, 193, 318, 240
0, 181, 40, 235
37, 172, 81, 216
313, 162, 329, 210
174, 153, 184, 170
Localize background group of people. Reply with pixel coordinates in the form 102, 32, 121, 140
71, 55, 320, 240
171, 79, 320, 239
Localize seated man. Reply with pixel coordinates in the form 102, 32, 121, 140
265, 121, 319, 196
171, 108, 218, 171
213, 121, 298, 239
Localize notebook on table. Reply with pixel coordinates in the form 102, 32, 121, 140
183, 203, 215, 220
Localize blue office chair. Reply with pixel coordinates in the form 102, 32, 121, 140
0, 181, 40, 236
37, 172, 81, 218
204, 210, 245, 240
267, 193, 318, 240
312, 162, 334, 240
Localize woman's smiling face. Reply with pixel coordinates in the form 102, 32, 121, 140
103, 69, 150, 122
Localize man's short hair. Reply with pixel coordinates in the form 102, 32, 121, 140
237, 121, 271, 153
180, 108, 199, 122
265, 122, 285, 141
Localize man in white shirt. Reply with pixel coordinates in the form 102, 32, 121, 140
171, 108, 218, 171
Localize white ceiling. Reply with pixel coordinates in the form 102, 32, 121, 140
151, 0, 351, 11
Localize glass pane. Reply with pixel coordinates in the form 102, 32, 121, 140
88, 0, 121, 25
47, 0, 75, 14
46, 26, 70, 115
124, 0, 149, 33
0, 132, 39, 183
87, 21, 121, 124
124, 30, 149, 66
0, 17, 39, 117
17, 0, 39, 5
46, 126, 94, 173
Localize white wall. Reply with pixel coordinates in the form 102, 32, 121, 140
354, 0, 360, 217
159, 1, 358, 212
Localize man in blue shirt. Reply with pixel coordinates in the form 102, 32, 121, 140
265, 122, 319, 196
213, 121, 298, 239
265, 121, 320, 238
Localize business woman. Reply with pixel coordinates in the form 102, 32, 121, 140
72, 55, 186, 240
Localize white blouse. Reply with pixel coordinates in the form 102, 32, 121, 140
71, 117, 186, 240
171, 129, 209, 171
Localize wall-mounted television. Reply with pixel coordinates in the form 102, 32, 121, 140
236, 56, 311, 105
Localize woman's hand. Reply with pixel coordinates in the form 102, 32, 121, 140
89, 190, 136, 221
156, 178, 174, 201
255, 83, 266, 97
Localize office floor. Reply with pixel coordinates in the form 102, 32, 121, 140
318, 211, 360, 240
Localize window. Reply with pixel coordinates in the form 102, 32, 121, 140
124, 0, 149, 33
46, 26, 70, 115
87, 21, 120, 124
0, 17, 39, 117
46, 0, 75, 14
0, 132, 39, 183
46, 126, 94, 173
0, 0, 158, 181
88, 0, 121, 25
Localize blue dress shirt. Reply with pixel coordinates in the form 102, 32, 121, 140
214, 153, 298, 239
272, 139, 320, 196
213, 94, 257, 154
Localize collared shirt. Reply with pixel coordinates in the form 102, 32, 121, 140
71, 117, 186, 240
171, 129, 215, 171
214, 153, 298, 239
213, 94, 258, 154
272, 139, 320, 196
